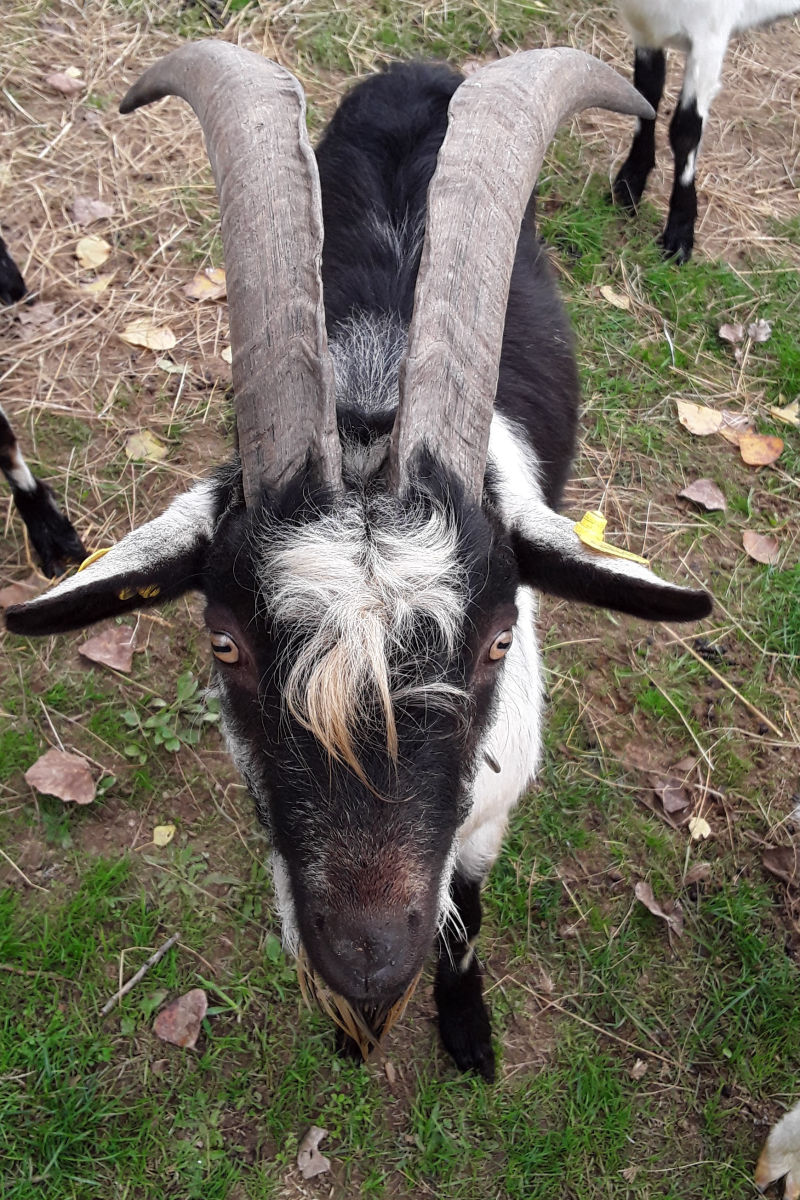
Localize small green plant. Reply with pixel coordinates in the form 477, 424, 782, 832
122, 672, 220, 760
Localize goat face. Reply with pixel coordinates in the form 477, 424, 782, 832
199, 472, 520, 1003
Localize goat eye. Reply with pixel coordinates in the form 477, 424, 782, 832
210, 631, 240, 664
488, 629, 513, 661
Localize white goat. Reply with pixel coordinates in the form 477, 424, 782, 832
612, 0, 800, 261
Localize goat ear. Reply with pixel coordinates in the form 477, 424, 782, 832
5, 482, 220, 636
511, 511, 712, 622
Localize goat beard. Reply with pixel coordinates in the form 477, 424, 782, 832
296, 947, 422, 1059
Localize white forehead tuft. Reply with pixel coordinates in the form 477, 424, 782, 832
255, 494, 467, 768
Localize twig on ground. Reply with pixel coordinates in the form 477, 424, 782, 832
0, 846, 47, 892
661, 623, 785, 739
100, 932, 180, 1015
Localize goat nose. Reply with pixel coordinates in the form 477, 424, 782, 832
311, 909, 421, 1002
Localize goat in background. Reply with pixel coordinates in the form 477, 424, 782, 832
1, 235, 85, 576
7, 43, 711, 1078
612, 0, 800, 262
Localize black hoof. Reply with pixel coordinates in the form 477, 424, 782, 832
658, 223, 694, 265
611, 173, 646, 214
435, 957, 496, 1082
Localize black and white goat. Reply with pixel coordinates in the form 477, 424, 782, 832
612, 0, 800, 262
6, 43, 711, 1078
1, 236, 85, 576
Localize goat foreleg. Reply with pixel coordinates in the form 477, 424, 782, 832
434, 871, 495, 1081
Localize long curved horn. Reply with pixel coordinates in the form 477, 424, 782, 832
120, 41, 341, 506
388, 49, 655, 500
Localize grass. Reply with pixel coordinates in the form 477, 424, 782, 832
1, 0, 800, 1197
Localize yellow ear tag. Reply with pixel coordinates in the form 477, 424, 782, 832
77, 547, 112, 572
573, 511, 650, 566
75, 546, 160, 600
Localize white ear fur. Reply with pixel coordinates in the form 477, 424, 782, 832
5, 480, 219, 633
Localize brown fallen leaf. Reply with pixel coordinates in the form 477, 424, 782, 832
654, 777, 691, 814
183, 267, 226, 301
743, 531, 780, 565
72, 195, 114, 226
78, 625, 136, 672
762, 846, 800, 887
297, 1126, 331, 1180
739, 431, 783, 466
45, 70, 85, 95
768, 398, 800, 428
748, 318, 772, 343
718, 410, 754, 446
25, 748, 96, 805
756, 1099, 800, 1200
678, 478, 726, 512
0, 575, 43, 609
153, 988, 208, 1049
629, 1058, 648, 1081
675, 399, 722, 436
599, 284, 630, 311
120, 318, 177, 352
76, 235, 112, 270
684, 862, 712, 886
718, 322, 744, 344
17, 302, 59, 341
634, 880, 684, 938
125, 430, 168, 462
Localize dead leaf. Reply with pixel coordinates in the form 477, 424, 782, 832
718, 410, 754, 446
297, 1126, 331, 1181
76, 235, 111, 270
684, 862, 712, 886
756, 1099, 800, 1200
748, 318, 772, 343
0, 575, 43, 608
153, 988, 207, 1049
688, 816, 711, 841
629, 1058, 648, 1081
384, 1060, 397, 1086
676, 400, 722, 436
678, 478, 726, 512
654, 778, 691, 814
72, 196, 114, 226
183, 267, 226, 301
634, 880, 684, 938
157, 358, 187, 375
220, 345, 232, 364
599, 284, 630, 311
739, 431, 783, 466
79, 272, 115, 295
125, 430, 168, 462
153, 824, 176, 848
742, 531, 780, 565
78, 625, 136, 672
45, 70, 85, 95
762, 846, 800, 887
768, 398, 800, 428
718, 322, 744, 344
25, 748, 96, 805
17, 302, 59, 342
120, 318, 177, 352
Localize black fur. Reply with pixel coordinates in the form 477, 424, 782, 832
435, 872, 495, 1081
661, 99, 704, 264
612, 48, 666, 212
0, 234, 25, 305
0, 405, 85, 578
